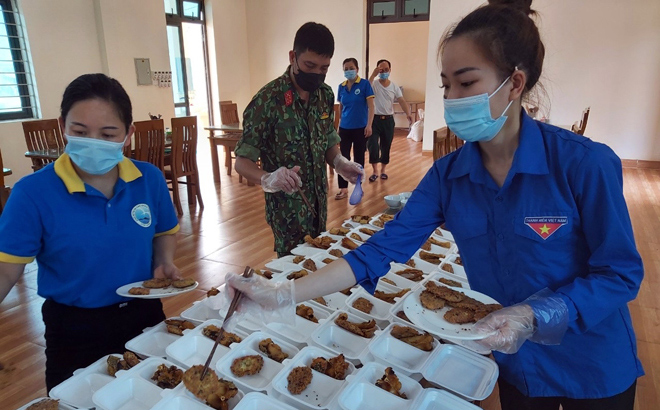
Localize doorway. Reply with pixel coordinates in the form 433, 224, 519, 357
164, 0, 211, 127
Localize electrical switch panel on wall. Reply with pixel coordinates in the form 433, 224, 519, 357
152, 71, 172, 87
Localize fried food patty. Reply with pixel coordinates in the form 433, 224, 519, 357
376, 367, 407, 399
26, 398, 59, 410
328, 249, 344, 258
172, 278, 196, 288
335, 313, 377, 338
352, 297, 374, 314
287, 366, 313, 395
143, 278, 172, 288
438, 277, 462, 288
296, 304, 318, 323
390, 325, 434, 352
419, 290, 446, 310
287, 269, 309, 280
444, 307, 475, 324
129, 287, 150, 295
230, 355, 264, 377
152, 364, 183, 389
258, 338, 289, 363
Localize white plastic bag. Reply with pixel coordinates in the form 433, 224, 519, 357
407, 112, 424, 142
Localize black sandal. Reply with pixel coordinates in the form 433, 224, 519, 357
369, 174, 378, 182
381, 173, 388, 180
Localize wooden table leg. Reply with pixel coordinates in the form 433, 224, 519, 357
224, 145, 232, 176
209, 133, 220, 184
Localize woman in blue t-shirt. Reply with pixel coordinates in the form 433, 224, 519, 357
335, 58, 375, 200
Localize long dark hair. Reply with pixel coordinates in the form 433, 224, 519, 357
441, 0, 544, 97
61, 73, 133, 132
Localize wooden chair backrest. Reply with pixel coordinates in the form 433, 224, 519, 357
133, 119, 165, 171
0, 148, 9, 213
572, 107, 590, 135
433, 126, 464, 161
220, 103, 240, 125
333, 103, 340, 131
22, 119, 64, 170
170, 116, 198, 176
219, 100, 233, 105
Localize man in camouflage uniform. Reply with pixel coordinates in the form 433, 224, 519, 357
235, 22, 364, 257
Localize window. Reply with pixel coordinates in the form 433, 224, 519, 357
0, 0, 35, 121
368, 0, 430, 23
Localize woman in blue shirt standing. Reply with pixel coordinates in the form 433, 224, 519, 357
0, 74, 181, 391
225, 0, 643, 408
335, 58, 374, 200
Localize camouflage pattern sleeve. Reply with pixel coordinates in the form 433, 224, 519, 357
235, 94, 268, 162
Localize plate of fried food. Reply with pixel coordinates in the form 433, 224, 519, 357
401, 280, 502, 340
117, 277, 198, 299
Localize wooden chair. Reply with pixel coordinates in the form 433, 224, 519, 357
218, 102, 254, 184
133, 119, 166, 172
166, 116, 204, 215
22, 119, 65, 171
0, 149, 9, 214
571, 107, 590, 135
433, 127, 464, 161
219, 100, 233, 105
220, 103, 240, 126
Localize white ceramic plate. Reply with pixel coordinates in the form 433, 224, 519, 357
116, 280, 198, 299
401, 282, 500, 340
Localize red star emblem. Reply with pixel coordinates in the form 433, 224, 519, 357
284, 89, 293, 106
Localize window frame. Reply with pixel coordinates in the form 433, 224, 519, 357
367, 0, 430, 24
0, 0, 34, 121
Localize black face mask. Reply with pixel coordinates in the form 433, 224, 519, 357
294, 58, 325, 92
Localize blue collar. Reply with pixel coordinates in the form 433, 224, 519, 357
448, 110, 549, 183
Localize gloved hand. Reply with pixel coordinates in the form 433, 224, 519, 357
473, 288, 569, 354
333, 154, 365, 184
220, 272, 296, 330
261, 166, 302, 194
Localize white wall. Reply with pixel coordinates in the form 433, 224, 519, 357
423, 0, 660, 160
369, 21, 429, 102
244, 0, 366, 101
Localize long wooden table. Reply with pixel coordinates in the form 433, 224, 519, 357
205, 124, 248, 185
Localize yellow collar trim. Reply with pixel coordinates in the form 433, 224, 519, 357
341, 76, 362, 87
54, 154, 142, 194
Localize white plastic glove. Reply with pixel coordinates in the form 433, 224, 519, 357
333, 154, 365, 184
472, 304, 535, 354
261, 165, 302, 194
220, 273, 296, 331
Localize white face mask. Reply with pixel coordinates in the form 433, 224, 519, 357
64, 135, 127, 175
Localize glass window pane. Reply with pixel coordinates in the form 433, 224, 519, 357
372, 1, 396, 17
404, 0, 429, 15
182, 1, 200, 19
174, 106, 187, 117
164, 0, 177, 15
166, 26, 186, 104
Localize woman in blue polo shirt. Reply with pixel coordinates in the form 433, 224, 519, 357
225, 1, 643, 408
0, 74, 181, 391
335, 58, 374, 200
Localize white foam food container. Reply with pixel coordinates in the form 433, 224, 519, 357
337, 362, 423, 410
389, 262, 429, 284
440, 336, 492, 356
381, 269, 423, 290
413, 248, 448, 266
306, 291, 350, 313
92, 357, 185, 410
433, 226, 455, 242
344, 285, 403, 324
343, 216, 375, 228
150, 394, 213, 410
368, 323, 440, 377
181, 299, 224, 324
270, 346, 355, 410
309, 309, 380, 365
233, 392, 298, 410
290, 234, 337, 257
420, 344, 499, 401
162, 382, 244, 410
409, 256, 440, 274
49, 353, 119, 409
425, 270, 470, 290
345, 227, 370, 244
265, 255, 300, 273
295, 255, 328, 273
16, 398, 76, 410
265, 303, 330, 347
165, 319, 248, 369
410, 388, 482, 410
125, 318, 190, 359
442, 254, 467, 278
215, 331, 300, 393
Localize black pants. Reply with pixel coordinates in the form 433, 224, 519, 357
338, 127, 367, 189
42, 298, 165, 392
498, 377, 636, 410
368, 115, 395, 165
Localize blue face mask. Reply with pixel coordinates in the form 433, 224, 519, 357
344, 70, 357, 80
64, 135, 126, 175
379, 72, 390, 80
443, 76, 513, 143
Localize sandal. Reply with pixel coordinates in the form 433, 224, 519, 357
335, 191, 347, 200
368, 174, 378, 183
381, 173, 388, 180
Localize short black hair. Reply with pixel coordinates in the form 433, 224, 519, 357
293, 22, 334, 58
342, 58, 359, 69
61, 73, 133, 132
376, 59, 391, 69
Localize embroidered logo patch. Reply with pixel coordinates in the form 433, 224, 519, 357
131, 203, 152, 228
320, 112, 329, 119
354, 88, 361, 95
284, 89, 293, 106
524, 216, 567, 240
